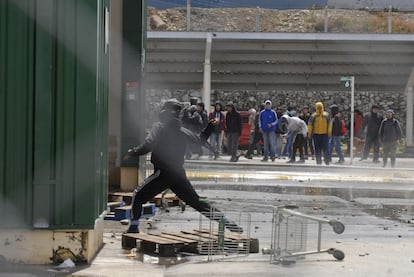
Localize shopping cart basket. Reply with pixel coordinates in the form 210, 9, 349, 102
269, 205, 345, 264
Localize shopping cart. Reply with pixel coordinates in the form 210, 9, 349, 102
269, 205, 345, 264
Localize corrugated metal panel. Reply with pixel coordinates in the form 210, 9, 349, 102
1, 0, 109, 229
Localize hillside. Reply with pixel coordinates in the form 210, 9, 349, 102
147, 7, 414, 33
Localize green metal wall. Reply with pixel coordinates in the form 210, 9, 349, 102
0, 0, 109, 229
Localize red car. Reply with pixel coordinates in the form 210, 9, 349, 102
222, 111, 255, 151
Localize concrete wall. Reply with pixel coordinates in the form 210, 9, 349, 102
146, 88, 407, 134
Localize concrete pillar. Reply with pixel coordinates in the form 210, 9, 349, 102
203, 33, 212, 110
406, 85, 413, 146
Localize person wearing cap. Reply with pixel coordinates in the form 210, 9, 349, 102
307, 102, 332, 165
378, 109, 403, 168
123, 99, 243, 233
259, 100, 278, 162
225, 102, 242, 162
360, 104, 383, 163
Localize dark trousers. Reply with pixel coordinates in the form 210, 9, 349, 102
382, 141, 397, 167
291, 134, 305, 161
312, 134, 329, 164
227, 132, 240, 160
303, 137, 314, 157
132, 168, 224, 221
246, 131, 261, 156
362, 136, 380, 161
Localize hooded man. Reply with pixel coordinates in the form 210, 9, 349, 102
378, 109, 403, 168
259, 100, 278, 161
281, 115, 308, 163
208, 102, 225, 159
124, 99, 242, 233
225, 102, 242, 162
308, 102, 332, 165
360, 104, 383, 163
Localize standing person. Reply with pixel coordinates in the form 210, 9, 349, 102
280, 115, 308, 163
299, 106, 314, 160
281, 109, 295, 160
208, 102, 225, 159
308, 102, 332, 165
259, 100, 278, 162
181, 105, 203, 159
225, 102, 242, 162
124, 99, 242, 234
360, 104, 382, 163
274, 106, 285, 158
194, 102, 208, 158
347, 109, 365, 155
378, 109, 403, 168
328, 105, 345, 164
244, 107, 260, 159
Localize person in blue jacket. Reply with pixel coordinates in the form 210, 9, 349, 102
259, 100, 278, 161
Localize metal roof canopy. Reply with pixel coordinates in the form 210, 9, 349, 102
146, 31, 414, 91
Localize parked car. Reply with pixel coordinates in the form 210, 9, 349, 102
222, 111, 257, 152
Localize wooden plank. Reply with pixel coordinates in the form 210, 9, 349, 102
158, 233, 197, 244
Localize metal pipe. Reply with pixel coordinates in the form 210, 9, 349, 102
324, 6, 328, 33
186, 0, 191, 31
388, 5, 392, 33
203, 33, 212, 110
255, 6, 260, 32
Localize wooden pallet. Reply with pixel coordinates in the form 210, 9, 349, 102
122, 229, 259, 257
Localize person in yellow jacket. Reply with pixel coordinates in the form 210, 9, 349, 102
307, 102, 332, 165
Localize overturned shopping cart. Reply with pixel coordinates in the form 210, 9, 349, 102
269, 205, 345, 264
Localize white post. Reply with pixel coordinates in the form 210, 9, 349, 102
350, 76, 355, 164
324, 6, 328, 33
255, 6, 260, 32
388, 5, 392, 33
203, 33, 212, 110
186, 0, 191, 31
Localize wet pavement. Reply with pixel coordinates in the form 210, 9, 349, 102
1, 155, 414, 276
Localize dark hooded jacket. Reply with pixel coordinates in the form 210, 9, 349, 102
378, 116, 402, 143
363, 106, 383, 139
130, 116, 214, 171
225, 103, 242, 136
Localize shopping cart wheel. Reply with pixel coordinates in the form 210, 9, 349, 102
329, 220, 345, 234
332, 249, 345, 261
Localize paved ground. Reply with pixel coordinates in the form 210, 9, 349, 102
1, 155, 413, 276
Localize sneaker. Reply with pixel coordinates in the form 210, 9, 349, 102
271, 157, 276, 161
123, 225, 139, 234
336, 160, 345, 164
261, 158, 268, 162
324, 160, 330, 165
244, 155, 253, 159
286, 160, 295, 163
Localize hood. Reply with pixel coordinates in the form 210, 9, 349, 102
315, 102, 324, 114
226, 102, 237, 112
214, 102, 223, 111
281, 114, 291, 124
264, 100, 272, 108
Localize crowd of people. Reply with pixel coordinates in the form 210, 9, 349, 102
189, 99, 403, 168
